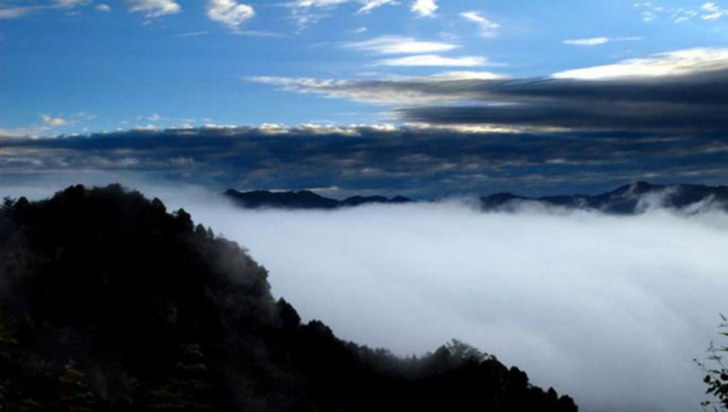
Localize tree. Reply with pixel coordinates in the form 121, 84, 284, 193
697, 314, 728, 411
57, 362, 98, 412
145, 343, 217, 411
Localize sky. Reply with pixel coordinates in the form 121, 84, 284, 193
2, 0, 728, 133
3, 0, 728, 195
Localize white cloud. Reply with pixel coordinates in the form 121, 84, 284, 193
411, 0, 437, 17
289, 0, 395, 28
635, 1, 728, 23
563, 36, 643, 47
343, 35, 458, 55
289, 0, 347, 29
358, 0, 396, 14
134, 124, 159, 131
376, 54, 488, 67
41, 114, 69, 128
176, 31, 210, 37
0, 6, 48, 19
95, 4, 112, 12
53, 0, 91, 9
247, 71, 505, 104
429, 71, 506, 80
701, 2, 728, 20
0, 113, 75, 138
123, 0, 181, 19
460, 11, 501, 38
563, 37, 609, 46
553, 48, 728, 80
207, 0, 254, 31
295, 0, 349, 6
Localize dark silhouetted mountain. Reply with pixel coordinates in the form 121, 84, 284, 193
224, 189, 412, 210
0, 184, 577, 411
480, 182, 728, 214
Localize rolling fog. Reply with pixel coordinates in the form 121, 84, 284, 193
3, 181, 728, 411
182, 197, 728, 412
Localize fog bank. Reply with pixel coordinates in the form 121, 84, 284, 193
185, 199, 728, 412
3, 181, 727, 411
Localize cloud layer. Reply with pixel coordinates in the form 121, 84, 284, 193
166, 192, 728, 412
250, 48, 728, 133
3, 179, 726, 411
2, 125, 728, 198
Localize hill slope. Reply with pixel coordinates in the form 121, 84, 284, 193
0, 184, 577, 411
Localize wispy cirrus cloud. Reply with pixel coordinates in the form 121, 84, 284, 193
563, 37, 609, 46
562, 36, 643, 47
0, 5, 49, 19
123, 0, 181, 19
52, 0, 91, 9
288, 0, 439, 29
288, 0, 396, 28
553, 47, 728, 79
376, 54, 489, 67
635, 1, 728, 23
342, 35, 458, 55
247, 71, 507, 104
357, 0, 396, 14
460, 11, 501, 38
701, 2, 728, 20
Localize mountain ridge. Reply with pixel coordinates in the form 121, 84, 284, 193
225, 182, 728, 214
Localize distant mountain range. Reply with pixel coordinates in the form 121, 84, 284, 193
224, 189, 412, 209
225, 182, 728, 214
480, 182, 728, 214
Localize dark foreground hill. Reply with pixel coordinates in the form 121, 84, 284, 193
226, 182, 728, 215
0, 185, 576, 411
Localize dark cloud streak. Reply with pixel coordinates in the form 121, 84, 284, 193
253, 67, 728, 133
2, 127, 728, 197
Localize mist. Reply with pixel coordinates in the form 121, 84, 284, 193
3, 180, 728, 411
184, 199, 728, 412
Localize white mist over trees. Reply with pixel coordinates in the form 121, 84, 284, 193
3, 181, 727, 411
181, 198, 728, 412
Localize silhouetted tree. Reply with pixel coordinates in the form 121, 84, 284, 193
698, 314, 728, 411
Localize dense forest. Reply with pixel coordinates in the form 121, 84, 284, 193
0, 184, 577, 411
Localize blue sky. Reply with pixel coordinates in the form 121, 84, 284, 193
2, 0, 728, 135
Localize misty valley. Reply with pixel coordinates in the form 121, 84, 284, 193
0, 182, 727, 412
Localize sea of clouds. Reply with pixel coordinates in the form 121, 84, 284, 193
4, 178, 728, 412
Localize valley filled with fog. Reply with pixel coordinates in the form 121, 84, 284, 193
4, 182, 728, 411
183, 196, 728, 412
